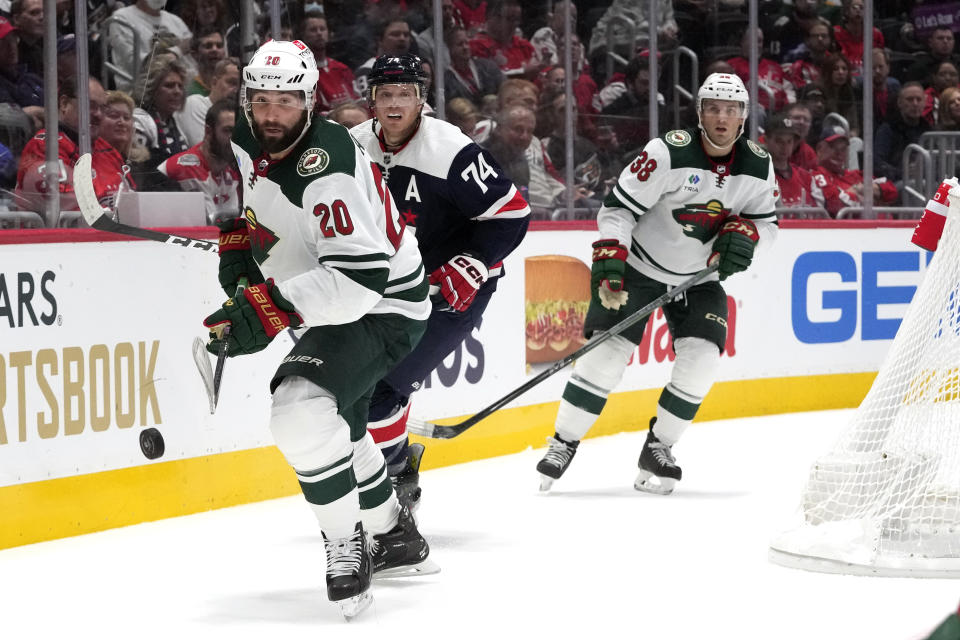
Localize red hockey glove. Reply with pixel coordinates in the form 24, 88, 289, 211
591, 239, 629, 310
709, 216, 759, 280
429, 253, 488, 312
912, 179, 955, 252
203, 279, 302, 356
217, 216, 264, 297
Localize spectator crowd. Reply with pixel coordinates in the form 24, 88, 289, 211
0, 0, 955, 226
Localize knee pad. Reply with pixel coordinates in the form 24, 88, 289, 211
670, 337, 720, 399
570, 334, 635, 394
270, 376, 350, 474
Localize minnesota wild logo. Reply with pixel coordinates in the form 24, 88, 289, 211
244, 206, 279, 262
672, 199, 730, 242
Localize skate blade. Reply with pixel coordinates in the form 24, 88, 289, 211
336, 591, 373, 620
539, 475, 555, 492
634, 470, 676, 495
373, 558, 440, 579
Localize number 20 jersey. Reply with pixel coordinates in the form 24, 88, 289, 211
231, 114, 430, 327
601, 128, 780, 286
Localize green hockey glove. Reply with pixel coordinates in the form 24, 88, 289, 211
217, 217, 264, 297
203, 280, 302, 356
709, 216, 759, 280
591, 239, 629, 310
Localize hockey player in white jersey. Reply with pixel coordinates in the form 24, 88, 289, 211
350, 54, 529, 510
536, 73, 778, 493
202, 40, 434, 620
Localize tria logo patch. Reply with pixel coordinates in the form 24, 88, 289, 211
672, 199, 730, 242
244, 206, 279, 262
297, 147, 330, 176
688, 174, 700, 184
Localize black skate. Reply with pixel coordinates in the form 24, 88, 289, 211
371, 504, 439, 578
323, 522, 373, 620
536, 433, 579, 491
391, 442, 424, 513
635, 418, 682, 495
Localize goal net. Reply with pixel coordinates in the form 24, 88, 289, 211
769, 185, 960, 578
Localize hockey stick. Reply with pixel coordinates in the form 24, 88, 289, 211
406, 264, 720, 439
211, 278, 248, 410
73, 153, 219, 254
192, 336, 216, 413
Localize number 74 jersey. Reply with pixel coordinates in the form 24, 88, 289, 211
601, 127, 780, 286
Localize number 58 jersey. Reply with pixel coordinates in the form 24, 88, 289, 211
601, 128, 780, 286
231, 115, 430, 327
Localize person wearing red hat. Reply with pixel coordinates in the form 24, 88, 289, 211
811, 124, 897, 217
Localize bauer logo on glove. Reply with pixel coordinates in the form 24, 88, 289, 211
203, 280, 302, 356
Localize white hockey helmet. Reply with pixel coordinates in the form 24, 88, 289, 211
241, 39, 320, 133
696, 72, 749, 116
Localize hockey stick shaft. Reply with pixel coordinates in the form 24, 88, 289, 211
407, 264, 720, 439
73, 153, 219, 253
212, 277, 248, 410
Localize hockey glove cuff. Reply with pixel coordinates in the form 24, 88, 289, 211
429, 252, 488, 313
217, 216, 265, 297
591, 239, 629, 310
203, 279, 303, 356
708, 217, 759, 280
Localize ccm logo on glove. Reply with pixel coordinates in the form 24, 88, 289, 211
429, 253, 488, 312
708, 216, 759, 280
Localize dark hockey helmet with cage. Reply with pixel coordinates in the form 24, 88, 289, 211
367, 54, 428, 102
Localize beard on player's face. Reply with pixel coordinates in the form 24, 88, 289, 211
252, 110, 309, 154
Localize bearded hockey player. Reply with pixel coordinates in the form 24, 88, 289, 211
350, 54, 529, 510
202, 40, 435, 619
535, 73, 778, 494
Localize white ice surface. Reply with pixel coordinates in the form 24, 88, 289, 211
1, 409, 957, 639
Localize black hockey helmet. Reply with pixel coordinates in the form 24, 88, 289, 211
368, 53, 427, 100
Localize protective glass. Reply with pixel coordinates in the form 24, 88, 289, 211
246, 90, 307, 112
372, 84, 422, 107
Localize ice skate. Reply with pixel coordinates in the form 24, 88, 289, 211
634, 420, 682, 495
371, 504, 439, 578
536, 433, 579, 491
391, 442, 424, 513
324, 522, 373, 620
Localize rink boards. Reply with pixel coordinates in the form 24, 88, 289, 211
0, 220, 925, 548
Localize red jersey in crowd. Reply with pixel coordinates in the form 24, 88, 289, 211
157, 142, 241, 224
775, 164, 820, 208
727, 56, 795, 112
454, 0, 487, 33
316, 57, 359, 112
784, 59, 820, 91
833, 25, 884, 75
792, 141, 818, 171
16, 128, 129, 213
470, 31, 535, 75
811, 166, 898, 217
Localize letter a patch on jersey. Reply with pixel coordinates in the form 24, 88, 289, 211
404, 175, 422, 202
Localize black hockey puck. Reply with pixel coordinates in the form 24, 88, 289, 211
139, 428, 165, 460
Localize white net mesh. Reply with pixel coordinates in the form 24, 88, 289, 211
770, 187, 960, 577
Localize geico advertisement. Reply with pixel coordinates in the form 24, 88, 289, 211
0, 242, 290, 486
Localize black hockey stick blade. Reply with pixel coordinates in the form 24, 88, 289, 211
406, 264, 720, 439
73, 153, 218, 253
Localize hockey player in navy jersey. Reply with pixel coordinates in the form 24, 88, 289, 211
351, 54, 530, 509
535, 73, 779, 494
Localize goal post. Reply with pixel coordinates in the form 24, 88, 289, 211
769, 181, 960, 578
